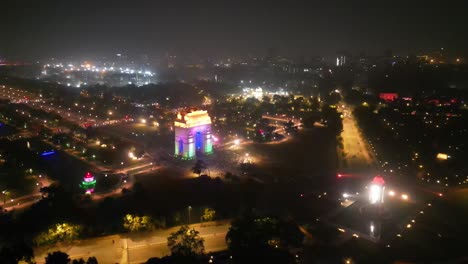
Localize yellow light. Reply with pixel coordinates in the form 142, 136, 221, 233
401, 194, 409, 200
141, 119, 146, 124
436, 153, 448, 160
388, 190, 395, 197
406, 224, 412, 228
128, 151, 136, 160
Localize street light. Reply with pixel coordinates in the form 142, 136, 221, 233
2, 190, 9, 206
188, 206, 192, 225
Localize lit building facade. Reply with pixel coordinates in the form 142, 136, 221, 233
174, 109, 213, 159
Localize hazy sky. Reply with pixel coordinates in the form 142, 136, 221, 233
1, 0, 468, 60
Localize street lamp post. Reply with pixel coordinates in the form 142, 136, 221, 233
188, 206, 192, 225
2, 190, 8, 206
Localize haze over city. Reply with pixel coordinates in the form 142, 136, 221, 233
2, 0, 468, 60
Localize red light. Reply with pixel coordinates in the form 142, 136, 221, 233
438, 193, 443, 197
371, 175, 385, 185
337, 174, 342, 178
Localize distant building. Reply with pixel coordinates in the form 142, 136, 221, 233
379, 93, 398, 102
336, 52, 347, 66
174, 109, 213, 159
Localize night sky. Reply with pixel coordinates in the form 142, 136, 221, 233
1, 0, 468, 59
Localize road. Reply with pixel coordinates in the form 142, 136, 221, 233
0, 85, 126, 127
338, 103, 376, 173
32, 222, 230, 264
2, 175, 53, 211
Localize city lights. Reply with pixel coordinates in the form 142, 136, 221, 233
1, 5, 467, 262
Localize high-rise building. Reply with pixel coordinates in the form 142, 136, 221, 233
174, 109, 213, 159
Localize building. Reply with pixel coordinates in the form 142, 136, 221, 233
174, 109, 213, 159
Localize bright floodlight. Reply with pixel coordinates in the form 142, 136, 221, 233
388, 190, 395, 196
369, 185, 382, 204
342, 193, 349, 198
369, 175, 385, 204
234, 139, 240, 145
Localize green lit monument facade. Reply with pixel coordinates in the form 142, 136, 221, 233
174, 109, 213, 159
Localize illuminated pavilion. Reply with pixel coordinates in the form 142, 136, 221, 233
174, 108, 213, 159
80, 172, 96, 194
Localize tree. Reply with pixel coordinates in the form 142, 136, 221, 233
200, 208, 215, 223
69, 257, 98, 264
123, 214, 154, 232
167, 226, 205, 257
45, 251, 70, 264
226, 215, 303, 264
0, 241, 34, 264
71, 259, 85, 264
0, 212, 35, 264
39, 184, 61, 198
35, 223, 82, 246
86, 256, 98, 264
191, 160, 206, 176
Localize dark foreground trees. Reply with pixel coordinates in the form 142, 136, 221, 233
146, 226, 205, 264
45, 251, 70, 264
167, 225, 205, 257
45, 251, 98, 264
226, 215, 303, 264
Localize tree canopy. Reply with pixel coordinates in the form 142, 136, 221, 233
167, 225, 205, 257
123, 214, 154, 232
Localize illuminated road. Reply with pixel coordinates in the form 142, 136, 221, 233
2, 176, 53, 211
33, 222, 230, 264
339, 104, 376, 173
0, 86, 125, 127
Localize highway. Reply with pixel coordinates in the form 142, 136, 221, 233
32, 222, 230, 264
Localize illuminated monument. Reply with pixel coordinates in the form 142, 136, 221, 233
80, 172, 96, 194
369, 175, 385, 205
174, 108, 213, 159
